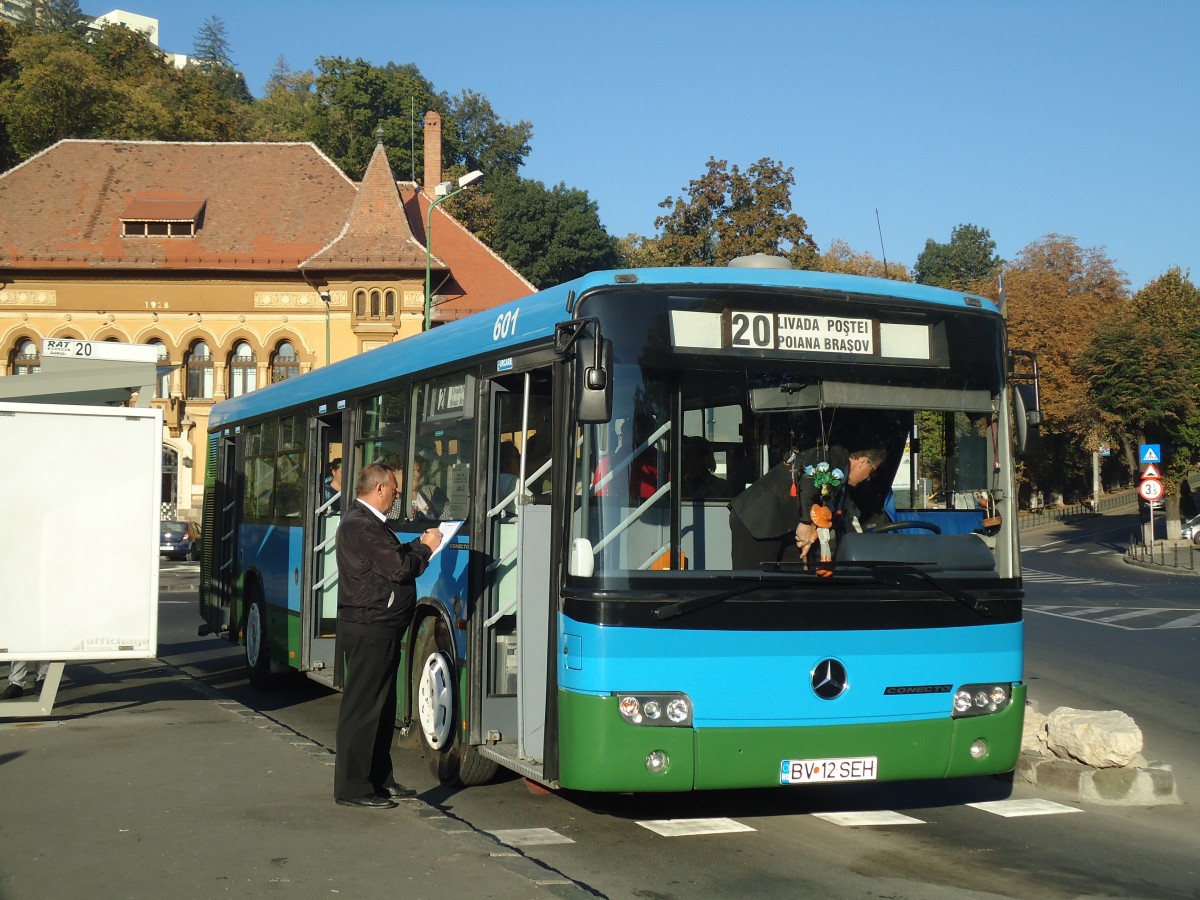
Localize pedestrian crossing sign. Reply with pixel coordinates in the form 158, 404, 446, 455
1138, 444, 1161, 464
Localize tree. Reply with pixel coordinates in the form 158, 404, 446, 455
913, 223, 1002, 289
1079, 268, 1200, 529
247, 57, 317, 141
1003, 234, 1129, 499
0, 31, 108, 155
646, 157, 818, 268
486, 174, 620, 288
818, 238, 911, 281
25, 0, 87, 36
444, 89, 531, 179
308, 56, 442, 181
192, 15, 233, 68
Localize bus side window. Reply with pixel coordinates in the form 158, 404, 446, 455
413, 371, 476, 523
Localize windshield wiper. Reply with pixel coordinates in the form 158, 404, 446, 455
653, 581, 793, 621
843, 561, 992, 619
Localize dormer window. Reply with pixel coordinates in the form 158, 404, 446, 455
121, 198, 206, 238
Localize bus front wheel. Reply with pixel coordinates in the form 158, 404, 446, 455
413, 619, 497, 787
244, 594, 271, 689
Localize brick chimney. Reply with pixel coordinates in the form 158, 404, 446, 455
423, 111, 442, 196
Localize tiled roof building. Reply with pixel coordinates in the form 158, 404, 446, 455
0, 114, 534, 516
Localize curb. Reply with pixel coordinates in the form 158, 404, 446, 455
1015, 752, 1181, 806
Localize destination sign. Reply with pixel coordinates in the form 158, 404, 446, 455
725, 311, 875, 355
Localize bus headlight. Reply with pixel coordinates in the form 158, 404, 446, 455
615, 692, 693, 727
952, 683, 1011, 717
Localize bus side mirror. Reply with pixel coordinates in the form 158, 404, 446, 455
575, 336, 613, 423
1013, 383, 1042, 457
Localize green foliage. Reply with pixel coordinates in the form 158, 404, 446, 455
308, 56, 442, 181
913, 223, 1002, 289
1004, 234, 1129, 494
1079, 268, 1200, 487
443, 89, 531, 179
486, 174, 620, 288
818, 238, 911, 281
642, 157, 818, 268
27, 0, 87, 36
192, 15, 233, 68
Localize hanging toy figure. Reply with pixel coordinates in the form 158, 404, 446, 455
809, 503, 835, 576
798, 461, 843, 577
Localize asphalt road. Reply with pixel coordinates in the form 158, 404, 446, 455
157, 530, 1200, 899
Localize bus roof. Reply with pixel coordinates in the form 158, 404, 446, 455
208, 266, 999, 430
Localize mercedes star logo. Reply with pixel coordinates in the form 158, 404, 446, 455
811, 658, 848, 700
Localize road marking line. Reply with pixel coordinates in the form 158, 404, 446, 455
968, 799, 1081, 817
491, 827, 575, 845
636, 818, 755, 837
1096, 608, 1168, 623
812, 810, 924, 827
1163, 611, 1200, 628
1064, 548, 1088, 554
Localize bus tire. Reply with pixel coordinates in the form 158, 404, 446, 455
244, 593, 272, 690
413, 619, 497, 787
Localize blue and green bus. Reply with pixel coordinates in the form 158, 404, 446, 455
199, 256, 1040, 791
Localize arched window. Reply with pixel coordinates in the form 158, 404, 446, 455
13, 338, 40, 375
186, 341, 214, 399
355, 289, 367, 318
385, 290, 396, 318
229, 340, 257, 397
272, 341, 300, 383
370, 289, 381, 318
148, 340, 170, 398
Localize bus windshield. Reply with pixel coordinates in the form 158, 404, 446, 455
567, 285, 1014, 589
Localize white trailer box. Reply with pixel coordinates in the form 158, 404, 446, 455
0, 401, 161, 663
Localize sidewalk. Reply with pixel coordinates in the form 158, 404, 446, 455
0, 658, 592, 900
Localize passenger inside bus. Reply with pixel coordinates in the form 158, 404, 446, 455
410, 455, 449, 521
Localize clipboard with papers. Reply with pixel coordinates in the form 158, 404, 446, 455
429, 520, 464, 558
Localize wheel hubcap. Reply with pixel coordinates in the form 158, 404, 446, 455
246, 604, 261, 667
417, 651, 453, 749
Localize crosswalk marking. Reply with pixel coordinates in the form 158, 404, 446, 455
1028, 605, 1200, 630
813, 810, 924, 827
492, 827, 575, 846
968, 799, 1081, 817
1064, 548, 1087, 554
636, 818, 756, 837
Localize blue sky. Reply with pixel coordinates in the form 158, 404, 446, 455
126, 1, 1197, 291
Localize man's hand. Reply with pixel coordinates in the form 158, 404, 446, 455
419, 527, 442, 551
795, 522, 816, 559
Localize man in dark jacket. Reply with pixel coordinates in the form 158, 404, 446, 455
729, 444, 887, 569
334, 462, 441, 808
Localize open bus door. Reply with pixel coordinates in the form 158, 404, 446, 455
303, 410, 344, 685
477, 361, 555, 778
201, 431, 240, 638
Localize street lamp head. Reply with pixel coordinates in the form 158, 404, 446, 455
433, 181, 454, 197
457, 170, 484, 189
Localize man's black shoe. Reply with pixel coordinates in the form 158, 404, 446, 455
335, 794, 397, 809
2, 683, 23, 700
377, 783, 417, 799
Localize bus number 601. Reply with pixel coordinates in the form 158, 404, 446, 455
493, 308, 519, 341
731, 311, 775, 349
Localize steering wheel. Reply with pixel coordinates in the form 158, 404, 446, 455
871, 520, 942, 534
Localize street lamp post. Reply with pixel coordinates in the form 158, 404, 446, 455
424, 170, 483, 331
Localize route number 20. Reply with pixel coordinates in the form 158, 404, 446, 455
730, 312, 775, 348
493, 308, 520, 341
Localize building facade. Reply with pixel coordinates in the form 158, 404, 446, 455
0, 116, 533, 517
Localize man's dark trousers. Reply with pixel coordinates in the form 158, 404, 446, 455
334, 625, 405, 800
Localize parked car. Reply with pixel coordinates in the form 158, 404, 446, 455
1182, 514, 1200, 544
160, 520, 201, 561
